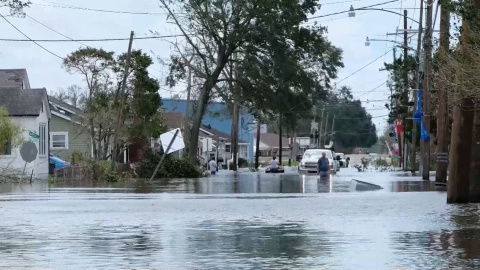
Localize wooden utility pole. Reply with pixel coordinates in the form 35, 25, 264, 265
331, 115, 335, 146
231, 54, 239, 171
410, 0, 424, 172
183, 60, 193, 151
435, 1, 450, 183
255, 119, 261, 169
111, 31, 134, 171
402, 9, 408, 169
279, 114, 283, 164
323, 112, 329, 147
422, 0, 433, 180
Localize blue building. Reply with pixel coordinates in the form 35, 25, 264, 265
162, 99, 255, 163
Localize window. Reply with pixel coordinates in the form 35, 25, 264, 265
39, 123, 47, 156
50, 132, 68, 150
225, 144, 231, 153
2, 138, 11, 155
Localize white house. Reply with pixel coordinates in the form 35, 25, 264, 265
0, 88, 51, 179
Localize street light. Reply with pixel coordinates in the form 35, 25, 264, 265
365, 37, 417, 52
348, 5, 420, 24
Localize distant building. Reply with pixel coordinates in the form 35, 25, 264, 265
162, 99, 255, 163
0, 69, 31, 89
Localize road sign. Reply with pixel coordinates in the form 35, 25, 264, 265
160, 128, 185, 154
20, 141, 38, 163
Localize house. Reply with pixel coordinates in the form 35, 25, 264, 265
254, 132, 290, 162
162, 99, 255, 162
162, 111, 248, 166
0, 88, 51, 179
48, 96, 92, 161
0, 69, 31, 89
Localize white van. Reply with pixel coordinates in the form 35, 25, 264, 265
298, 149, 338, 174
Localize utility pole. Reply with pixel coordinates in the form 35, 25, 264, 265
255, 119, 261, 170
401, 9, 408, 170
330, 115, 335, 148
323, 112, 329, 147
279, 114, 283, 164
111, 31, 134, 171
436, 0, 450, 183
231, 54, 239, 171
422, 0, 433, 180
318, 106, 325, 148
184, 58, 193, 151
410, 0, 424, 173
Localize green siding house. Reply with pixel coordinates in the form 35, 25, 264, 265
48, 96, 92, 161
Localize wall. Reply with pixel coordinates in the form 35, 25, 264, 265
0, 110, 49, 179
49, 115, 92, 161
162, 99, 255, 162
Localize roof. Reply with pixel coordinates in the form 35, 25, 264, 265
163, 111, 184, 129
0, 69, 30, 89
200, 124, 246, 144
162, 110, 246, 144
0, 88, 47, 116
48, 95, 81, 118
259, 133, 289, 149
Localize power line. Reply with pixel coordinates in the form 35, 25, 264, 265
0, 14, 64, 60
32, 1, 166, 15
0, 34, 187, 42
336, 48, 394, 84
308, 0, 399, 20
26, 14, 88, 47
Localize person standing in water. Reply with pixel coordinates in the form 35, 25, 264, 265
317, 152, 329, 178
208, 157, 217, 175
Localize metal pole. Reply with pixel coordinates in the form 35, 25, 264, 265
255, 120, 261, 169
410, 0, 423, 173
279, 114, 283, 164
318, 106, 325, 148
149, 129, 179, 181
323, 112, 329, 147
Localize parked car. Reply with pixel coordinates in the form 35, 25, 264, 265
49, 154, 70, 171
298, 149, 338, 174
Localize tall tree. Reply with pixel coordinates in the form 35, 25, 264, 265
0, 0, 29, 16
160, 0, 343, 163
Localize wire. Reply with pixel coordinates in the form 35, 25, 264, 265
356, 82, 387, 98
0, 34, 187, 42
0, 14, 64, 60
26, 14, 88, 47
337, 48, 394, 84
32, 1, 166, 15
308, 0, 399, 20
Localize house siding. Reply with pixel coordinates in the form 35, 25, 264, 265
49, 115, 92, 161
0, 112, 49, 179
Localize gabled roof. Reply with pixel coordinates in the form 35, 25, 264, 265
0, 88, 48, 116
0, 69, 30, 89
48, 95, 81, 119
162, 110, 246, 144
259, 132, 289, 149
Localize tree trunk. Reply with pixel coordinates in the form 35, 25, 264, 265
447, 98, 475, 204
469, 108, 480, 202
435, 1, 450, 183
255, 120, 261, 169
188, 80, 211, 164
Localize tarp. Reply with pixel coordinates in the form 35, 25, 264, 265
413, 89, 423, 123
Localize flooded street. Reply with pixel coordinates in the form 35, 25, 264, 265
1, 168, 480, 269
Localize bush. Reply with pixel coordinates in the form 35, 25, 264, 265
136, 148, 201, 179
374, 158, 389, 167
238, 158, 248, 168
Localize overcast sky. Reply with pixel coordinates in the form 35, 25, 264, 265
0, 0, 439, 134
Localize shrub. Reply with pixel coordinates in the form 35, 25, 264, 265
136, 148, 201, 179
374, 158, 389, 167
238, 158, 248, 168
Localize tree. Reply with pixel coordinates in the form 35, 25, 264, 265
53, 85, 87, 108
0, 107, 23, 156
63, 48, 165, 161
0, 0, 29, 16
160, 0, 343, 163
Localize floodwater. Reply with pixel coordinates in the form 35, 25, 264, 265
1, 168, 479, 269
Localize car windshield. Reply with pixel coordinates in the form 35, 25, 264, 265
303, 150, 332, 159
337, 153, 345, 158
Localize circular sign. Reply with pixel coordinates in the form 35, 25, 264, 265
20, 141, 38, 163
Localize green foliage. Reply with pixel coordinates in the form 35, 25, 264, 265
137, 149, 201, 179
98, 160, 120, 182
1, 0, 30, 16
0, 107, 23, 155
238, 158, 248, 168
374, 158, 390, 167
70, 151, 84, 165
